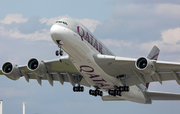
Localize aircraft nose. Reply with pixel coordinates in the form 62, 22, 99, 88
50, 24, 64, 42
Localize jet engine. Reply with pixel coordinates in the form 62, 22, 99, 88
135, 57, 156, 75
2, 62, 21, 80
27, 58, 47, 77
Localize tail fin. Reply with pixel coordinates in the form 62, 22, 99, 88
146, 46, 160, 89
146, 91, 180, 100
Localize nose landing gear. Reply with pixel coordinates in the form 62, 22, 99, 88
55, 40, 64, 62
56, 50, 63, 56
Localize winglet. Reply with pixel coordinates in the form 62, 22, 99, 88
146, 46, 160, 89
147, 46, 160, 60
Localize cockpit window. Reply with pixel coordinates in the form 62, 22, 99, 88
56, 21, 62, 23
56, 21, 68, 25
63, 22, 68, 25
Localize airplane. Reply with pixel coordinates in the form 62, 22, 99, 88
1, 17, 180, 104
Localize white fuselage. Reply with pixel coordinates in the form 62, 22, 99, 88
50, 18, 151, 104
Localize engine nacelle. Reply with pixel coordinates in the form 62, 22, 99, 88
2, 62, 21, 80
27, 58, 47, 77
135, 57, 156, 75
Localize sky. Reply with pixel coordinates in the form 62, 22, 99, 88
1, 0, 180, 114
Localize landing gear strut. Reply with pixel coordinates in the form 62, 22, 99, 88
73, 75, 84, 92
108, 75, 130, 96
55, 40, 64, 62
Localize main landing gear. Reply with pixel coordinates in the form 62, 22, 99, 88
73, 75, 84, 92
73, 86, 84, 92
108, 74, 130, 96
89, 89, 103, 97
108, 86, 129, 96
89, 86, 103, 97
55, 40, 64, 62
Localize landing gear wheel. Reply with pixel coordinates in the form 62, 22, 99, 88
89, 89, 103, 97
73, 86, 84, 92
108, 90, 113, 95
123, 86, 130, 92
117, 90, 121, 96
100, 91, 103, 96
55, 50, 59, 56
108, 89, 122, 96
118, 92, 122, 96
113, 90, 117, 96
60, 50, 63, 56
80, 86, 84, 92
55, 40, 64, 62
95, 90, 99, 95
89, 89, 93, 95
119, 86, 123, 91
127, 86, 130, 91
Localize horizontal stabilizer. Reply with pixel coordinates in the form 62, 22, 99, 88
102, 95, 126, 101
146, 91, 180, 100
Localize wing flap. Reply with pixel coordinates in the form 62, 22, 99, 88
22, 71, 90, 87
146, 91, 180, 100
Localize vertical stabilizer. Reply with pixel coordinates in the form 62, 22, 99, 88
146, 46, 160, 89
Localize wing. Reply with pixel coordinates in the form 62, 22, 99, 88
93, 54, 180, 86
0, 56, 90, 87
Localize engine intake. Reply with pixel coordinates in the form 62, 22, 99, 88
136, 57, 148, 69
28, 58, 39, 70
135, 57, 156, 75
27, 58, 47, 77
2, 62, 21, 80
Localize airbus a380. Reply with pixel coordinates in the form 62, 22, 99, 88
1, 17, 180, 104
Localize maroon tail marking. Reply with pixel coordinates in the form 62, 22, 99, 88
150, 53, 159, 60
